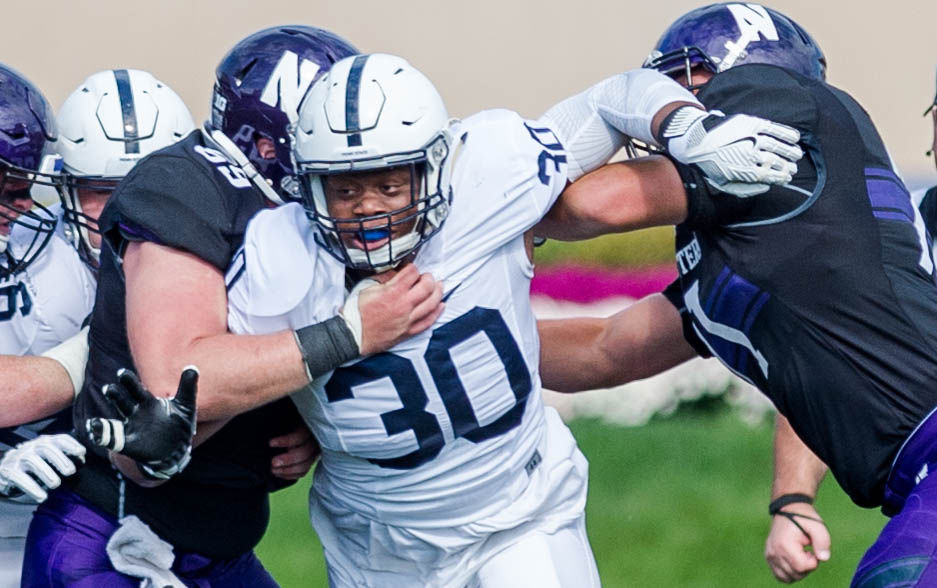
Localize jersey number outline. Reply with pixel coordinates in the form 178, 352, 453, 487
0, 283, 32, 321
524, 123, 567, 186
193, 145, 251, 189
324, 306, 532, 469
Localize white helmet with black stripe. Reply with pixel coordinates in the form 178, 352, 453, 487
54, 69, 195, 265
293, 53, 457, 272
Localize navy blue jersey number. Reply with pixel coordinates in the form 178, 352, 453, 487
324, 306, 532, 469
524, 123, 567, 186
0, 283, 32, 321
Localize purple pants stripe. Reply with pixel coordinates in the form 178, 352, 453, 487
852, 408, 937, 586
21, 488, 280, 587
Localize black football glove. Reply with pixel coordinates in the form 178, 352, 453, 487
85, 367, 198, 480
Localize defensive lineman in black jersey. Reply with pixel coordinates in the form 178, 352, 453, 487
21, 28, 370, 586
537, 4, 937, 586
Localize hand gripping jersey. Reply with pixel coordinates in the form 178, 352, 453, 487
0, 206, 95, 537
68, 130, 304, 559
229, 110, 589, 583
664, 64, 937, 508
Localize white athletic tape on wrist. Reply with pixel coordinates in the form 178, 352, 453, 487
341, 278, 378, 350
41, 326, 89, 398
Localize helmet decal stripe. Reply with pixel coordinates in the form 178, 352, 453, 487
344, 54, 369, 148
113, 69, 140, 154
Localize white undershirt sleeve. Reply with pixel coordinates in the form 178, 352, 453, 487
540, 69, 701, 180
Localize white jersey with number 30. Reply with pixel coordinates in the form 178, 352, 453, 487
228, 109, 576, 529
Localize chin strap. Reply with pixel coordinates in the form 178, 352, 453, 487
206, 126, 286, 205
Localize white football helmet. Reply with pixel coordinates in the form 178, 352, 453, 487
54, 69, 195, 264
293, 53, 457, 272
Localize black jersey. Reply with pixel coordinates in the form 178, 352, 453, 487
70, 130, 302, 558
663, 64, 937, 508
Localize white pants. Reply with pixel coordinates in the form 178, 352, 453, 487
310, 408, 599, 587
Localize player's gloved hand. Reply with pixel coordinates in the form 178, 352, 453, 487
86, 367, 198, 481
0, 434, 86, 502
764, 502, 830, 583
662, 106, 803, 197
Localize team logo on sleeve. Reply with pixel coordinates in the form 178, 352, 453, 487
721, 4, 779, 71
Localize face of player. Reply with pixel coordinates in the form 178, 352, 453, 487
672, 67, 714, 95
77, 181, 119, 250
322, 166, 419, 255
0, 177, 33, 237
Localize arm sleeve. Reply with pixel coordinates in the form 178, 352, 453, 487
99, 154, 236, 271
540, 69, 701, 180
661, 279, 711, 359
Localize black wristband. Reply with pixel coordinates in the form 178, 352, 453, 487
768, 493, 814, 516
294, 316, 360, 380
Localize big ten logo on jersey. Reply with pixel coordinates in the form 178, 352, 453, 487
261, 50, 321, 124
677, 234, 702, 274
326, 307, 531, 470
720, 3, 779, 71
524, 124, 567, 186
0, 282, 31, 321
194, 145, 251, 189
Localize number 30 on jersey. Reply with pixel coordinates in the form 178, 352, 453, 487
326, 306, 532, 469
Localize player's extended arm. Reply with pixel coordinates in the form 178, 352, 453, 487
0, 355, 74, 427
123, 241, 443, 421
538, 293, 697, 391
535, 155, 688, 241
540, 68, 801, 191
765, 413, 830, 583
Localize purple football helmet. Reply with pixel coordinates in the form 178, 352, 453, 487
0, 64, 59, 277
644, 3, 826, 88
210, 25, 358, 202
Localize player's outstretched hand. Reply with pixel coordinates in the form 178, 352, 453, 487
0, 434, 86, 502
662, 106, 803, 197
345, 263, 444, 356
764, 502, 830, 583
86, 367, 198, 481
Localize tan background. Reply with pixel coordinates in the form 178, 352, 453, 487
5, 0, 936, 185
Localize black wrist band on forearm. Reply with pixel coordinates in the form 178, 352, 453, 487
294, 316, 360, 380
768, 493, 814, 516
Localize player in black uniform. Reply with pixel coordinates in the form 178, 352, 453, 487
20, 26, 446, 587
536, 4, 937, 586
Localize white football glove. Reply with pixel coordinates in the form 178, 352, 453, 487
662, 106, 803, 197
340, 278, 379, 352
0, 434, 86, 502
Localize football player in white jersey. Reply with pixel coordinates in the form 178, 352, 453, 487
0, 68, 194, 587
226, 53, 802, 586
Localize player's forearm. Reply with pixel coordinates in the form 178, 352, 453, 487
539, 294, 695, 391
536, 156, 688, 241
0, 355, 74, 427
169, 331, 307, 421
538, 317, 616, 391
772, 414, 828, 500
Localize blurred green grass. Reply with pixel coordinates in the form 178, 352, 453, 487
256, 412, 885, 587
535, 227, 676, 268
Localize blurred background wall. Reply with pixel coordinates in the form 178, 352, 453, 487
4, 0, 936, 188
